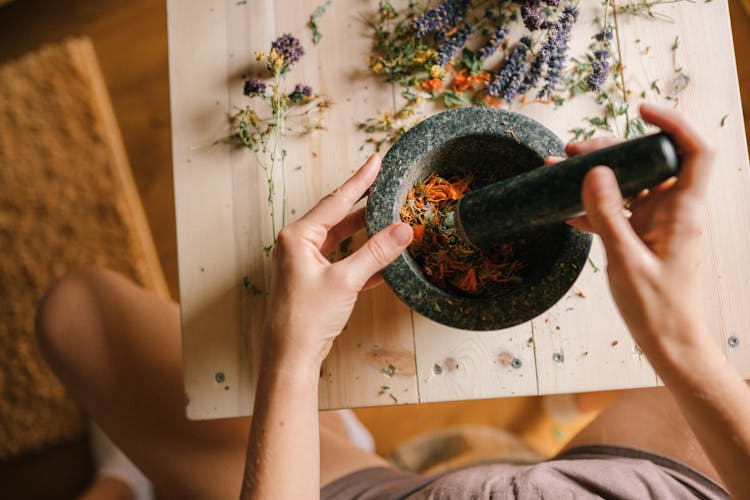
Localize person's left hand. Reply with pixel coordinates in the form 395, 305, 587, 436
263, 154, 413, 367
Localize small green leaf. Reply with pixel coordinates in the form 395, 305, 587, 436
308, 1, 332, 44
442, 89, 473, 108
459, 48, 483, 75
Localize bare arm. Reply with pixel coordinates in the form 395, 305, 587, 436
240, 154, 412, 499
568, 103, 750, 497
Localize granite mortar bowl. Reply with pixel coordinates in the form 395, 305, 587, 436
366, 107, 592, 331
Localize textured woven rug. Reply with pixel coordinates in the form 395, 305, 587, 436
0, 37, 167, 459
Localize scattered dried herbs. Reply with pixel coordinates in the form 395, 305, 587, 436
242, 276, 264, 295
400, 171, 524, 296
309, 1, 331, 44
223, 33, 329, 248
360, 0, 695, 151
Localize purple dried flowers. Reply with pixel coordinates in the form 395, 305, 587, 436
243, 78, 267, 97
538, 3, 578, 99
412, 0, 471, 38
272, 33, 305, 63
478, 25, 509, 60
233, 31, 327, 245
270, 33, 305, 73
289, 83, 313, 103
517, 0, 560, 31
518, 33, 553, 94
594, 26, 614, 42
587, 49, 611, 92
486, 36, 531, 101
437, 24, 475, 65
520, 4, 545, 31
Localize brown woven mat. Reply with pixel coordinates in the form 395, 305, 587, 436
0, 37, 167, 460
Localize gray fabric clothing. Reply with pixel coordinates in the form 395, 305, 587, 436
321, 445, 728, 499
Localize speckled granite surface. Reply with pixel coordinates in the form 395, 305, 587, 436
366, 107, 591, 331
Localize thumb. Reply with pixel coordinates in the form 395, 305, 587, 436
582, 167, 644, 258
340, 222, 413, 289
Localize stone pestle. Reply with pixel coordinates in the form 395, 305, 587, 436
454, 132, 681, 251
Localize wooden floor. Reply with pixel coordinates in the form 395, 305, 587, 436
0, 0, 748, 475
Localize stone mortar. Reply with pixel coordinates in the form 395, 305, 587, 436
366, 107, 592, 331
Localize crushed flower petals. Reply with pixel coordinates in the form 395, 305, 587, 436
400, 171, 524, 296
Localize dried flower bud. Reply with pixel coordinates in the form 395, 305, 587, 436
587, 49, 610, 92
271, 33, 305, 70
412, 0, 471, 38
243, 78, 267, 97
486, 37, 531, 102
437, 24, 474, 66
289, 83, 313, 103
478, 25, 508, 60
538, 3, 578, 99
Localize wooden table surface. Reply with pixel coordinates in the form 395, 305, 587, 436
167, 0, 750, 420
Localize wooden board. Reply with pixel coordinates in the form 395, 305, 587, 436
167, 0, 750, 419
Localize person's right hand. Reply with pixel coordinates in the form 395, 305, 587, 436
565, 103, 716, 360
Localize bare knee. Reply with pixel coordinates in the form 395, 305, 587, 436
35, 266, 113, 368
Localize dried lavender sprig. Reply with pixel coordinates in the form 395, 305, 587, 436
594, 26, 614, 42
538, 3, 578, 99
587, 49, 611, 92
478, 25, 509, 60
518, 28, 556, 94
486, 36, 531, 101
437, 24, 475, 65
412, 0, 471, 38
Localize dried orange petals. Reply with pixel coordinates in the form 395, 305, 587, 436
421, 78, 443, 92
400, 170, 524, 296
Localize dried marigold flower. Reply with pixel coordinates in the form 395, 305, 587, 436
421, 78, 443, 93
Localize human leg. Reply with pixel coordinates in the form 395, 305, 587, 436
36, 267, 387, 499
561, 387, 721, 484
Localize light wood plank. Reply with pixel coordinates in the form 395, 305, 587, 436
168, 0, 246, 419
285, 0, 420, 407
410, 0, 659, 402
614, 0, 750, 378
532, 242, 658, 395
415, 321, 538, 402
170, 0, 418, 415
170, 0, 750, 417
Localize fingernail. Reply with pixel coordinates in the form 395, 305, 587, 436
359, 153, 380, 173
390, 223, 413, 245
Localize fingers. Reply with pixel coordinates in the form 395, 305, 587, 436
581, 167, 647, 260
566, 137, 622, 156
544, 156, 564, 166
338, 223, 413, 289
639, 103, 715, 198
320, 207, 366, 256
301, 154, 382, 229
